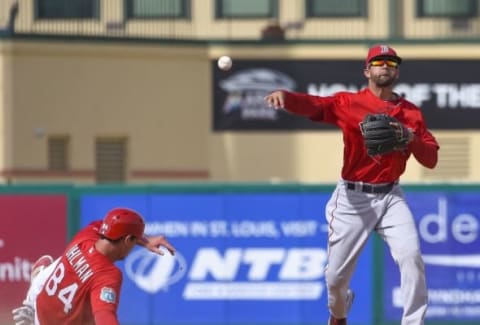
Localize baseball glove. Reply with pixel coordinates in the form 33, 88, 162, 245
359, 114, 410, 156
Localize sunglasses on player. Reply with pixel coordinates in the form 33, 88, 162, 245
369, 59, 399, 68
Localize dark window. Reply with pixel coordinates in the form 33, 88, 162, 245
216, 0, 278, 18
306, 0, 367, 17
36, 0, 99, 19
417, 0, 477, 17
96, 138, 127, 184
126, 0, 190, 18
48, 136, 69, 171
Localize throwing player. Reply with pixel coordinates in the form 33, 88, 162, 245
265, 45, 439, 325
13, 207, 175, 325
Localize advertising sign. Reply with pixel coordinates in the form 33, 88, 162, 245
383, 192, 480, 322
0, 195, 67, 325
80, 192, 374, 325
213, 60, 480, 130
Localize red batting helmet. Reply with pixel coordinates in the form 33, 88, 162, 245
98, 208, 145, 240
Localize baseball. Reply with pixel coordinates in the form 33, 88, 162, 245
217, 55, 232, 71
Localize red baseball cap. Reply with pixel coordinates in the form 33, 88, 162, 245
365, 44, 402, 66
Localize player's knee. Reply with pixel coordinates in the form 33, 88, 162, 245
325, 268, 348, 292
396, 249, 425, 271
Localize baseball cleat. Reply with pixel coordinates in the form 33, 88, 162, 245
328, 316, 347, 325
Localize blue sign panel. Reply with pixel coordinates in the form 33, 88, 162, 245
383, 192, 480, 322
80, 191, 374, 325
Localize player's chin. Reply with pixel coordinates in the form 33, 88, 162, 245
375, 77, 395, 87
117, 251, 129, 260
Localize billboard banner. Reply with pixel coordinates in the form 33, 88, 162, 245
383, 192, 480, 322
0, 195, 67, 325
80, 192, 374, 325
213, 60, 480, 130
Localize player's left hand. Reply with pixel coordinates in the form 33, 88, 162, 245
12, 305, 34, 325
141, 235, 176, 256
360, 114, 414, 155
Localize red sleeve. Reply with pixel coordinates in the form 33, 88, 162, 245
401, 102, 440, 169
282, 90, 341, 123
90, 269, 122, 320
94, 309, 120, 325
409, 128, 439, 169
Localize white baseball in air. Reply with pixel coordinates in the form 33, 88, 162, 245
217, 55, 232, 71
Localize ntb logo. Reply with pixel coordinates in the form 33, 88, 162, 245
184, 247, 326, 300
125, 249, 187, 293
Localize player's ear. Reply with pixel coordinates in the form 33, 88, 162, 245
122, 235, 134, 244
363, 68, 370, 79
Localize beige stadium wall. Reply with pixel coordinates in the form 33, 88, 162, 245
3, 0, 480, 41
0, 40, 211, 183
2, 39, 480, 184
0, 0, 14, 29
6, 0, 467, 41
0, 46, 6, 173
7, 0, 390, 40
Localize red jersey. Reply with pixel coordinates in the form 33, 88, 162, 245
36, 221, 122, 325
283, 88, 439, 183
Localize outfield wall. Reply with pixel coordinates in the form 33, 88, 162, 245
1, 183, 479, 325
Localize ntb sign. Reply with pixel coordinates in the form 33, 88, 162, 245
383, 192, 480, 322
80, 191, 374, 325
184, 247, 325, 300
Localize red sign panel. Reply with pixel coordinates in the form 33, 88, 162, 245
0, 195, 67, 324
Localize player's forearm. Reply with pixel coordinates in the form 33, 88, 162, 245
137, 235, 176, 256
283, 91, 325, 117
410, 137, 439, 169
137, 235, 149, 247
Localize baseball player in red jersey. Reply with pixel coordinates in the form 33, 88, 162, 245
31, 207, 175, 325
265, 45, 439, 325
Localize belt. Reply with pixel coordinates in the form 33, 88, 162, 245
346, 181, 396, 194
